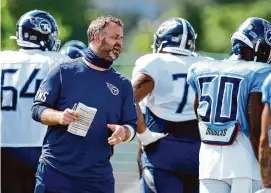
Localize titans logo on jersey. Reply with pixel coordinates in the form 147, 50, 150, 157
262, 73, 271, 107
187, 59, 271, 145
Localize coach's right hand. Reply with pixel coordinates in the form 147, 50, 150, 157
58, 109, 80, 125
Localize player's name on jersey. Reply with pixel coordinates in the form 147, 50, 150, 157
205, 128, 228, 137
199, 122, 238, 145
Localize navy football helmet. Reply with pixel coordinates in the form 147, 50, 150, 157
11, 10, 61, 51
231, 17, 271, 63
60, 40, 87, 59
60, 46, 85, 59
60, 40, 87, 51
152, 18, 197, 56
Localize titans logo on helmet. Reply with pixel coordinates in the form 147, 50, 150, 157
157, 21, 178, 36
30, 17, 52, 34
263, 20, 271, 46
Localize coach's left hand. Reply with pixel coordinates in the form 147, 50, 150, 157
107, 124, 127, 145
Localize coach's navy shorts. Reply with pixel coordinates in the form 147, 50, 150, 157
34, 162, 115, 193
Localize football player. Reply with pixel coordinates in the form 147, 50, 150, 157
257, 73, 271, 193
187, 17, 271, 193
132, 17, 212, 193
1, 10, 70, 193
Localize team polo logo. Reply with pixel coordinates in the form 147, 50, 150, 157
106, 82, 119, 95
263, 20, 271, 46
30, 17, 52, 34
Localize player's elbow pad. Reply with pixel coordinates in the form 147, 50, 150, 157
31, 105, 48, 122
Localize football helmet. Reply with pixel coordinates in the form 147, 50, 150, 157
60, 46, 85, 59
152, 17, 197, 56
60, 40, 87, 51
231, 17, 271, 63
60, 40, 87, 59
11, 10, 61, 51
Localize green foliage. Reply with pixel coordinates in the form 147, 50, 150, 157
127, 32, 153, 53
1, 0, 18, 50
1, 0, 271, 54
1, 0, 102, 50
126, 0, 271, 53
201, 0, 271, 52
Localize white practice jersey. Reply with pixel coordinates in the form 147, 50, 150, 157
132, 53, 211, 122
0, 49, 70, 147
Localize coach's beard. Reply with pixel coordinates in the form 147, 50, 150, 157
84, 48, 113, 69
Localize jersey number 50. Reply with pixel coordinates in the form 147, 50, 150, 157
1, 68, 42, 111
198, 76, 242, 123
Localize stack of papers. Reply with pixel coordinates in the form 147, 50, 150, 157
67, 102, 97, 137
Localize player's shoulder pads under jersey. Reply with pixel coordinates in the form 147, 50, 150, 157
238, 61, 271, 93
0, 50, 70, 66
179, 54, 214, 68
189, 59, 270, 78
0, 50, 28, 63
187, 59, 216, 93
187, 59, 215, 78
31, 51, 71, 65
242, 60, 271, 72
187, 59, 271, 93
133, 53, 186, 80
191, 52, 215, 61
135, 53, 179, 68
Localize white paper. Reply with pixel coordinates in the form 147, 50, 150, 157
67, 102, 97, 137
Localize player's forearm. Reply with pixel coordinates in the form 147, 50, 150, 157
248, 93, 263, 159
137, 139, 143, 179
136, 103, 147, 133
132, 75, 153, 133
40, 108, 62, 126
259, 104, 271, 187
132, 73, 154, 103
250, 115, 261, 160
251, 139, 260, 160
259, 142, 271, 187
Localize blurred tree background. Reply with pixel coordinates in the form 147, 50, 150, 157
1, 0, 271, 56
